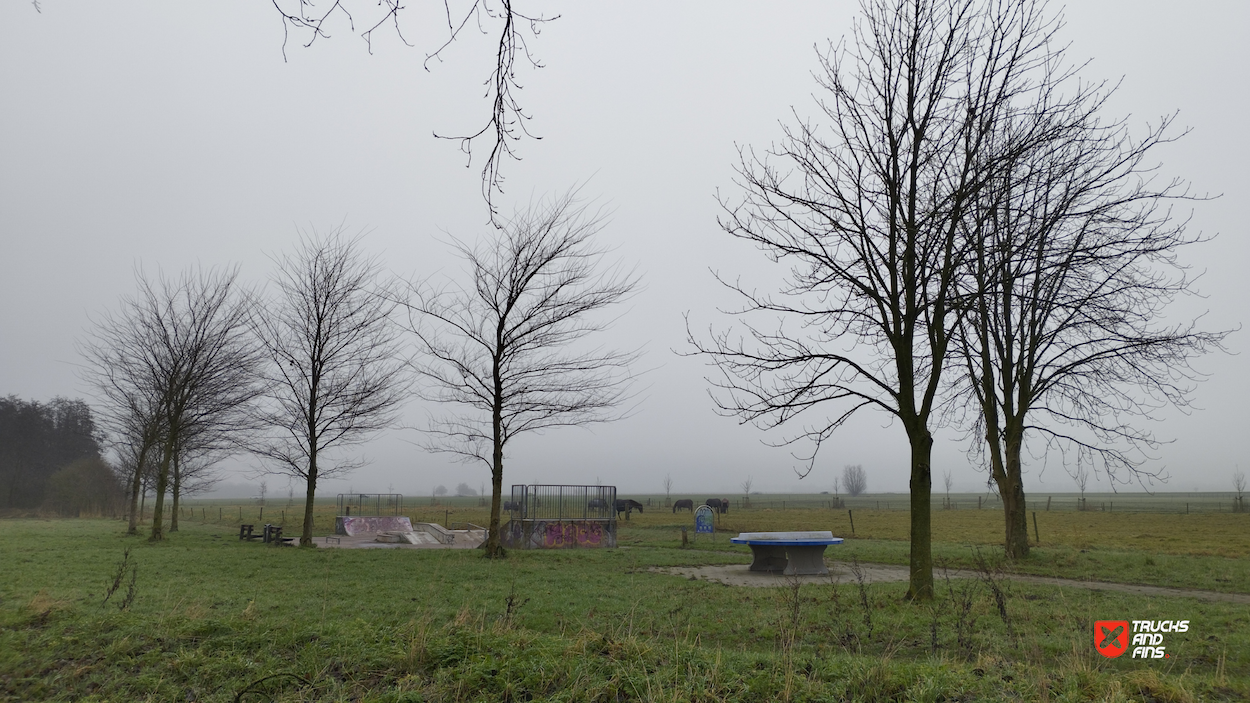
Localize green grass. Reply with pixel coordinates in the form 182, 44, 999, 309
2, 517, 1248, 702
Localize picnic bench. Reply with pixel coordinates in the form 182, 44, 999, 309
262, 524, 295, 545
239, 524, 262, 541
729, 531, 844, 576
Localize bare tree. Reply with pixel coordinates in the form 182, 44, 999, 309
843, 464, 867, 498
694, 0, 1063, 599
662, 473, 673, 507
455, 482, 477, 497
82, 267, 263, 541
952, 48, 1227, 558
943, 469, 953, 510
250, 231, 408, 546
1073, 464, 1090, 510
269, 1, 557, 216
1233, 469, 1245, 513
740, 475, 753, 508
404, 190, 639, 557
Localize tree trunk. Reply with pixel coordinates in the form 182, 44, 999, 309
999, 429, 1030, 559
300, 460, 317, 547
149, 437, 174, 541
482, 349, 506, 558
126, 443, 149, 535
170, 449, 181, 532
906, 427, 935, 601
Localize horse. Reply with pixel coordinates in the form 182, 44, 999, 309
587, 498, 609, 510
503, 500, 521, 512
705, 498, 729, 514
672, 498, 694, 513
615, 499, 644, 519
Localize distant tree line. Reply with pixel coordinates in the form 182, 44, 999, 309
0, 395, 124, 515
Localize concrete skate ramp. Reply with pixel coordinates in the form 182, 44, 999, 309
336, 516, 413, 536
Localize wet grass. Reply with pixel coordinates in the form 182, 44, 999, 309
2, 517, 1248, 701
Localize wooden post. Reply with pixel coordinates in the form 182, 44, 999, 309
977, 497, 981, 510
681, 526, 688, 547
848, 509, 855, 536
1032, 512, 1040, 545
1045, 496, 1051, 512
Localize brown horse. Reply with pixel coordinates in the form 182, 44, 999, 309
672, 499, 694, 513
704, 498, 729, 514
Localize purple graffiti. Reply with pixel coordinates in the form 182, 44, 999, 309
540, 521, 605, 548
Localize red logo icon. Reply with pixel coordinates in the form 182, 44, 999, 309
1094, 620, 1129, 658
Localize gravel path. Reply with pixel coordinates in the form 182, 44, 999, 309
650, 562, 1250, 604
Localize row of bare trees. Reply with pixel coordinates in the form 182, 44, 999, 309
81, 192, 636, 554
693, 0, 1226, 600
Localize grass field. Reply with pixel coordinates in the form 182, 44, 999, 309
2, 508, 1247, 702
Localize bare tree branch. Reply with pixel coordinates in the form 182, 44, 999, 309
270, 0, 557, 219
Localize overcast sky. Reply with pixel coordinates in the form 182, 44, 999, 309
2, 2, 1246, 498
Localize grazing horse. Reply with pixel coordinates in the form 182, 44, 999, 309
503, 500, 521, 512
672, 498, 694, 513
705, 498, 729, 514
587, 498, 608, 510
615, 499, 644, 519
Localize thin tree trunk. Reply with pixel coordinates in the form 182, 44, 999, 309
126, 443, 149, 535
149, 437, 174, 541
300, 461, 317, 546
300, 394, 320, 546
482, 348, 506, 558
170, 448, 181, 532
907, 428, 935, 601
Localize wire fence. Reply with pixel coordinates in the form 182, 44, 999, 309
629, 492, 1249, 515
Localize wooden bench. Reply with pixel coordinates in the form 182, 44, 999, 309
239, 524, 262, 541
729, 531, 844, 576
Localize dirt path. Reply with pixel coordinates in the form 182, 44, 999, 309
650, 562, 1250, 605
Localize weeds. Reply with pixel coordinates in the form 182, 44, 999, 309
972, 547, 1013, 638
943, 568, 979, 656
849, 558, 873, 641
501, 581, 531, 628
101, 548, 137, 611
777, 573, 803, 702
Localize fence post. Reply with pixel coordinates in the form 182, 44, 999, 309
1045, 496, 1051, 512
848, 509, 855, 536
1032, 512, 1040, 545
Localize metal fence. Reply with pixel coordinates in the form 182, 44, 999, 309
504, 484, 618, 549
336, 493, 403, 516
508, 484, 617, 521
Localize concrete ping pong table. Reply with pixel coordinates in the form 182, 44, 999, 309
730, 531, 844, 576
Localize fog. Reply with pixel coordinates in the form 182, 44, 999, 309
2, 2, 1245, 499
